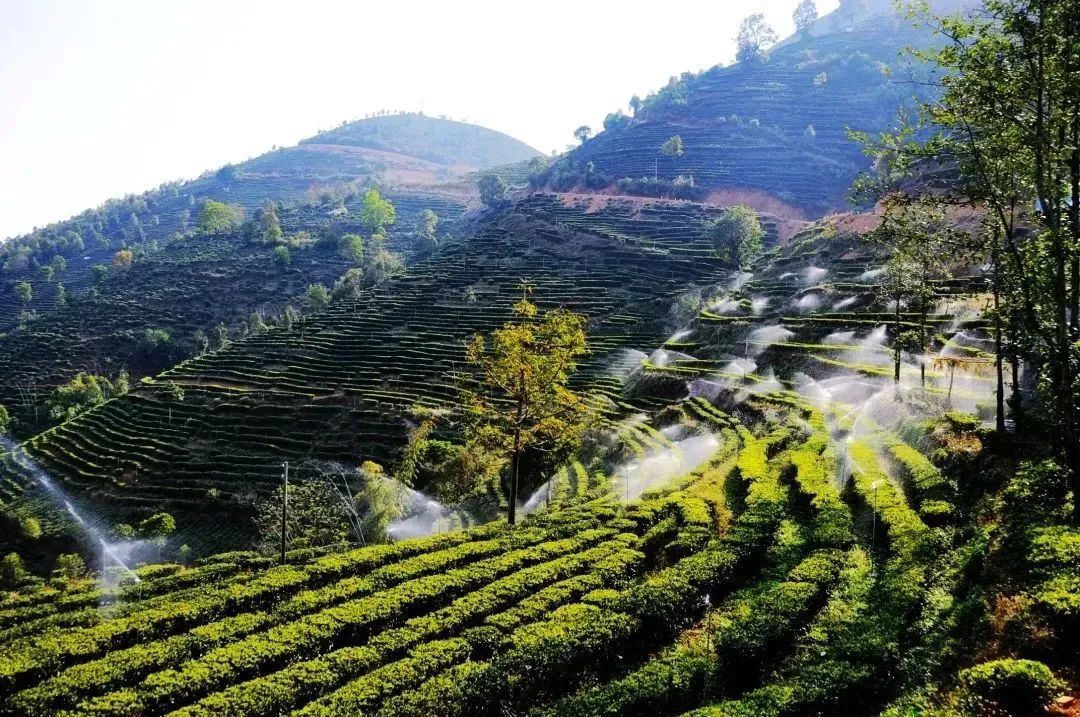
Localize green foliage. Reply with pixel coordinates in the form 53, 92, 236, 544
573, 125, 592, 145
463, 295, 589, 524
603, 110, 631, 132
215, 164, 237, 183
356, 461, 406, 542
255, 476, 359, 554
956, 659, 1063, 717
338, 233, 365, 264
414, 209, 439, 252
793, 0, 818, 33
13, 281, 32, 304
306, 283, 330, 309
660, 135, 684, 158
141, 328, 171, 351
46, 371, 129, 422
478, 174, 509, 208
362, 237, 403, 286
196, 200, 243, 234
272, 245, 291, 268
137, 513, 176, 541
735, 13, 778, 64
52, 554, 87, 582
705, 205, 764, 268
855, 0, 1080, 517
0, 553, 30, 590
0, 404, 10, 435
1002, 459, 1070, 532
395, 416, 435, 488
19, 517, 42, 541
253, 199, 283, 243
359, 189, 396, 235
91, 264, 108, 285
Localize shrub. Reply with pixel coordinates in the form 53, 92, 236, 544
273, 245, 291, 268
956, 659, 1063, 717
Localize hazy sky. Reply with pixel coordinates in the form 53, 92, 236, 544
0, 0, 838, 240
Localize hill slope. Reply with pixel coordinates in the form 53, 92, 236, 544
0, 114, 534, 332
0, 195, 775, 556
301, 113, 541, 169
3, 208, 1063, 717
0, 190, 466, 438
558, 5, 936, 214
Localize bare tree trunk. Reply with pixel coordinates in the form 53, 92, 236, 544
1069, 77, 1080, 336
894, 298, 902, 384
508, 429, 521, 526
1008, 303, 1024, 432
993, 267, 1006, 432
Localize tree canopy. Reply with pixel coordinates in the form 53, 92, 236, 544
793, 0, 819, 34
735, 13, 778, 64
196, 200, 244, 234
705, 205, 765, 268
359, 189, 396, 236
338, 234, 365, 264
478, 175, 509, 209
853, 0, 1080, 521
660, 135, 685, 158
462, 290, 589, 525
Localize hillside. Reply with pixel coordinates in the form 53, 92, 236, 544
2, 0, 1078, 713
301, 113, 541, 170
0, 195, 777, 557
3, 208, 1069, 716
553, 4, 936, 215
0, 191, 466, 438
0, 114, 533, 332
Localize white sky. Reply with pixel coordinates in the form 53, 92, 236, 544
0, 0, 838, 240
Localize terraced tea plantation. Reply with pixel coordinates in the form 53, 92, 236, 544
0, 375, 1018, 716
0, 191, 466, 437
0, 189, 1074, 714
572, 20, 934, 213
0, 113, 516, 333
0, 196, 762, 552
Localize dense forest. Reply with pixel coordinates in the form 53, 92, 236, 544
0, 0, 1077, 715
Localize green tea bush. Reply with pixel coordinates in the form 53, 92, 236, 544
955, 659, 1063, 717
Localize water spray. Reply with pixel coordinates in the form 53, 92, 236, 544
1, 436, 141, 583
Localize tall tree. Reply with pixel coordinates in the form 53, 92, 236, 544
855, 0, 1080, 522
254, 473, 361, 554
573, 125, 592, 145
793, 0, 819, 34
868, 198, 958, 386
735, 13, 778, 64
338, 233, 365, 264
255, 199, 283, 243
462, 289, 589, 525
362, 236, 404, 287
